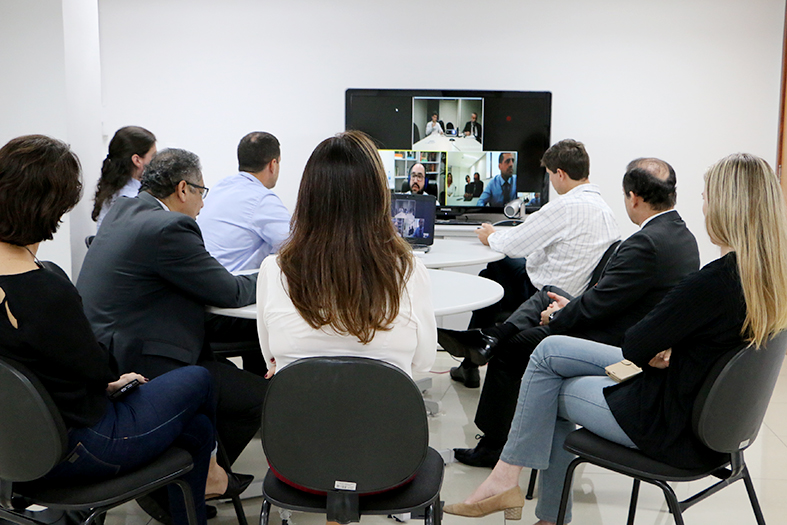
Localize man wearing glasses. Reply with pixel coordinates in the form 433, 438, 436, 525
77, 148, 268, 476
198, 132, 290, 273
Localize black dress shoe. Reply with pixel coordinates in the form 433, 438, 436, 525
207, 472, 254, 501
454, 441, 503, 468
438, 328, 498, 365
450, 365, 480, 388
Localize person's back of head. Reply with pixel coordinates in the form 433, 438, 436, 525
92, 126, 156, 221
140, 148, 202, 200
622, 158, 677, 211
540, 139, 590, 181
278, 130, 413, 344
0, 135, 82, 245
703, 153, 787, 347
238, 132, 280, 174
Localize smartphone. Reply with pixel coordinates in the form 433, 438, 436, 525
109, 378, 140, 400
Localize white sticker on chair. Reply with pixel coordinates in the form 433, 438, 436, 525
334, 481, 357, 491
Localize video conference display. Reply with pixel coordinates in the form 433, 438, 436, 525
346, 89, 552, 212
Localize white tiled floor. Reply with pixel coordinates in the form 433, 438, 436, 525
105, 351, 787, 525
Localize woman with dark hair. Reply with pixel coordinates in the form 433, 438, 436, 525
0, 135, 232, 525
256, 130, 436, 378
444, 153, 787, 524
92, 126, 156, 229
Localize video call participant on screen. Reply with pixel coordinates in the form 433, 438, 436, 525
426, 112, 444, 136
478, 153, 517, 207
463, 112, 482, 142
440, 158, 700, 467
446, 172, 457, 198
446, 139, 620, 389
198, 131, 290, 273
77, 148, 268, 473
464, 172, 484, 200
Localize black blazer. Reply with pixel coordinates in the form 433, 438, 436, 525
462, 121, 482, 141
77, 192, 258, 373
549, 210, 700, 346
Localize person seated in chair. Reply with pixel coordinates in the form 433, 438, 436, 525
0, 135, 245, 525
256, 130, 437, 379
448, 139, 620, 390
439, 158, 700, 467
77, 148, 268, 482
443, 153, 787, 525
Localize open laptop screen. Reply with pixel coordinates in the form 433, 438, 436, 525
391, 193, 436, 247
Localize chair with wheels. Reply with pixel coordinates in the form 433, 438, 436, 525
259, 356, 444, 525
554, 330, 787, 525
0, 357, 198, 525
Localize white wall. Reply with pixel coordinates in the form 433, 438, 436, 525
95, 0, 784, 265
0, 0, 73, 273
1, 0, 784, 268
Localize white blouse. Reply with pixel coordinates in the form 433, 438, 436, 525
256, 255, 437, 377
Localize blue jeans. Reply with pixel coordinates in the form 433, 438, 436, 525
499, 336, 637, 523
45, 366, 216, 525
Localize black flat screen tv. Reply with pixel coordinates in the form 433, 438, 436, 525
345, 89, 552, 217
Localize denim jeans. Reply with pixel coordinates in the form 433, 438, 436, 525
499, 335, 637, 523
45, 365, 216, 525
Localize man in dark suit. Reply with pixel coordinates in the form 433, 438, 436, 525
439, 157, 700, 467
77, 148, 267, 466
462, 112, 482, 142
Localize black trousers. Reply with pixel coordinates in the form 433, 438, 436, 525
474, 287, 570, 445
134, 316, 268, 467
469, 257, 538, 329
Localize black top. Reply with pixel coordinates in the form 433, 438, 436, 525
0, 265, 117, 428
604, 252, 745, 469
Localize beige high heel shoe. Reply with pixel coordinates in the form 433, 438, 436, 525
443, 486, 524, 520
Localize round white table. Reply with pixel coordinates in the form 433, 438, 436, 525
208, 269, 502, 319
417, 238, 504, 269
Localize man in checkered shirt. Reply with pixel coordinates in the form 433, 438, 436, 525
445, 139, 620, 388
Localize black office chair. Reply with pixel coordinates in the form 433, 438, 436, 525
554, 330, 787, 525
259, 357, 444, 525
0, 357, 198, 525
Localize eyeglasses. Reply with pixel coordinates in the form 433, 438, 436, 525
186, 181, 209, 198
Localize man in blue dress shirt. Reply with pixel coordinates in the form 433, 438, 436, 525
198, 132, 290, 272
477, 152, 517, 207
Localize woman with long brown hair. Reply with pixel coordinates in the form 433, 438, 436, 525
255, 130, 436, 377
92, 126, 156, 229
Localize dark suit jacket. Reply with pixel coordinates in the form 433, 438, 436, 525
462, 121, 482, 141
77, 192, 258, 373
548, 210, 699, 346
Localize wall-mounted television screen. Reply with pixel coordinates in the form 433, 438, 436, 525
345, 89, 552, 217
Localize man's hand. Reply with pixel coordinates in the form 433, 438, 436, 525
107, 372, 148, 393
648, 349, 672, 369
476, 223, 496, 246
539, 292, 571, 325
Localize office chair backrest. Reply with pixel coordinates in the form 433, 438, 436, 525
586, 240, 620, 291
692, 330, 787, 453
261, 356, 429, 495
0, 358, 68, 482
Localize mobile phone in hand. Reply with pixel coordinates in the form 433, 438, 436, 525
109, 378, 140, 400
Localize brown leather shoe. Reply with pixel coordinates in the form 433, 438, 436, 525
443, 486, 524, 519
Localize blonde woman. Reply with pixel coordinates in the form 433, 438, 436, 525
444, 153, 787, 524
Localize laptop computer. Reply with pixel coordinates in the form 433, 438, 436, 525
391, 193, 436, 251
